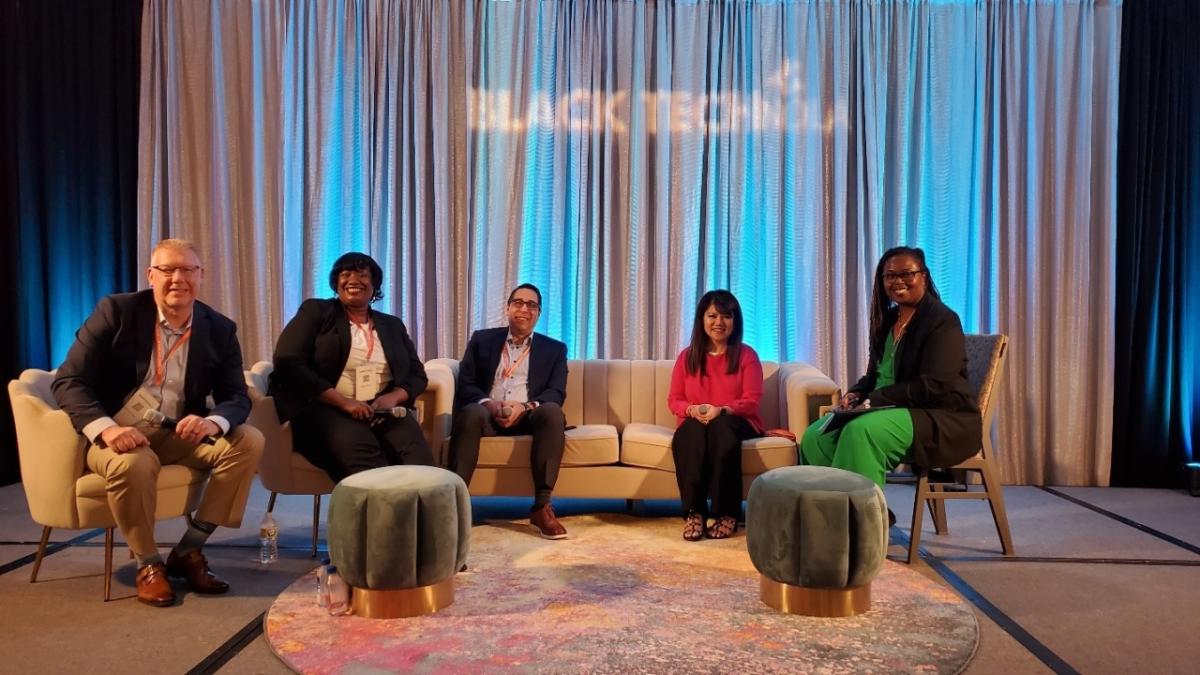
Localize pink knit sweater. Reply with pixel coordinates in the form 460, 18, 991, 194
667, 345, 765, 433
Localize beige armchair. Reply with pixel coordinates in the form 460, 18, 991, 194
9, 369, 207, 601
245, 361, 456, 557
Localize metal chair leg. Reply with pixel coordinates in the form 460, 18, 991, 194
30, 526, 51, 583
311, 494, 321, 558
267, 492, 278, 513
103, 528, 114, 601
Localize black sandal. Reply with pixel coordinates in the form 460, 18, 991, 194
682, 512, 705, 541
706, 515, 738, 539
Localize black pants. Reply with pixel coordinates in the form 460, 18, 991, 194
296, 403, 434, 482
671, 415, 758, 518
448, 402, 566, 497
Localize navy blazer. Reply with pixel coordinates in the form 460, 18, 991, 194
52, 290, 251, 433
454, 327, 568, 409
269, 298, 428, 422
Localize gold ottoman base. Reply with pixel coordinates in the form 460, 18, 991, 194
351, 576, 455, 619
760, 575, 871, 617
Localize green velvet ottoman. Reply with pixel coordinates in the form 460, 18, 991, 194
746, 466, 888, 617
328, 465, 471, 618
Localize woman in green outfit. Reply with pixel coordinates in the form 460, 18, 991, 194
800, 247, 981, 522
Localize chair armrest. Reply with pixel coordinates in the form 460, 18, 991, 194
8, 380, 87, 528
242, 376, 295, 493
780, 366, 839, 434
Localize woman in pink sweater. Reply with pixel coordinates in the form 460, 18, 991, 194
668, 290, 764, 541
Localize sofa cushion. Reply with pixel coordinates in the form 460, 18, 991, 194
476, 424, 619, 468
620, 422, 798, 473
740, 436, 802, 473
619, 423, 675, 471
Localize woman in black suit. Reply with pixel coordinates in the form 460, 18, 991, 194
800, 247, 980, 511
270, 252, 434, 480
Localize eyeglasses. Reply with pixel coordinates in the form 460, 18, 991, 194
508, 299, 541, 311
882, 269, 922, 283
150, 265, 201, 277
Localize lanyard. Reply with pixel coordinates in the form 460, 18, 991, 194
500, 341, 531, 380
349, 316, 376, 360
154, 322, 192, 387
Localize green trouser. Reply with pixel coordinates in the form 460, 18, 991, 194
799, 409, 914, 488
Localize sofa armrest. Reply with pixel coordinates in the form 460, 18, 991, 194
781, 366, 839, 434
425, 358, 460, 379
418, 361, 456, 465
8, 379, 88, 528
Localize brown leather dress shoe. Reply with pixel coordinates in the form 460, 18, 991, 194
530, 503, 568, 540
166, 549, 230, 594
136, 562, 176, 607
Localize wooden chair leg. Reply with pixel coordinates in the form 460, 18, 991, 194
103, 528, 114, 602
311, 494, 321, 559
933, 499, 948, 534
978, 460, 1015, 555
907, 475, 930, 564
30, 526, 51, 583
928, 485, 949, 535
267, 492, 278, 513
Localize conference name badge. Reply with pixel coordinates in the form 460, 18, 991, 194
114, 387, 160, 427
354, 365, 382, 401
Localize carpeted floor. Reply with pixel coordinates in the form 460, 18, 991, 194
266, 514, 978, 673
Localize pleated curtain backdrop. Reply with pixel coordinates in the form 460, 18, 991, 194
137, 0, 1120, 485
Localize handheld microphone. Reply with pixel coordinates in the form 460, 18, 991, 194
698, 404, 711, 415
500, 406, 514, 418
372, 406, 408, 418
142, 409, 220, 445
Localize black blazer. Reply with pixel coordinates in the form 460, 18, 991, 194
52, 290, 251, 433
454, 327, 568, 409
849, 294, 981, 469
269, 298, 428, 422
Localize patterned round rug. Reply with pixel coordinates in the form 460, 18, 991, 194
266, 514, 978, 674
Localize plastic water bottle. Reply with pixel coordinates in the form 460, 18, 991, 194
259, 512, 279, 564
327, 566, 350, 616
316, 558, 331, 607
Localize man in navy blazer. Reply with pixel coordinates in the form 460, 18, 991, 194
448, 283, 570, 538
52, 239, 263, 607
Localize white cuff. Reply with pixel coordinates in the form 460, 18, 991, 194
82, 417, 118, 444
206, 415, 231, 435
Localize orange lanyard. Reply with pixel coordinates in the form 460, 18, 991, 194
349, 317, 376, 360
500, 341, 531, 380
154, 322, 192, 387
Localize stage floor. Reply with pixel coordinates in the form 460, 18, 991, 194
0, 478, 1196, 674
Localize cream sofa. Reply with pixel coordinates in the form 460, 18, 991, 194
425, 358, 838, 500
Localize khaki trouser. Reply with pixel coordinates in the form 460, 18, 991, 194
85, 425, 264, 557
